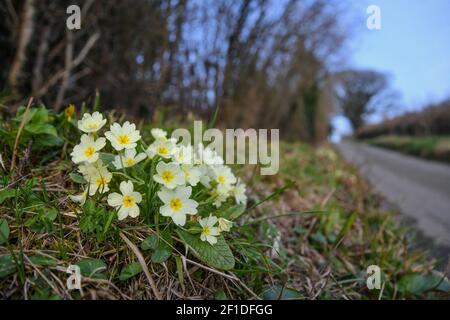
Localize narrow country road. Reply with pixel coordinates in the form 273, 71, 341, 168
337, 140, 450, 253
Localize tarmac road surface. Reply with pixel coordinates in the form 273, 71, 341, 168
337, 140, 450, 255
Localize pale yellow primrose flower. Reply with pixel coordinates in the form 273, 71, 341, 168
79, 160, 112, 195
151, 128, 167, 140
71, 134, 106, 164
199, 215, 219, 245
69, 189, 88, 205
65, 104, 75, 120
77, 112, 107, 133
107, 180, 142, 220
181, 164, 201, 186
212, 165, 236, 187
195, 143, 224, 165
153, 161, 185, 189
146, 137, 176, 159
198, 164, 212, 189
212, 184, 231, 208
218, 217, 233, 233
232, 182, 247, 205
158, 186, 198, 226
172, 144, 194, 164
105, 121, 141, 151
112, 148, 146, 169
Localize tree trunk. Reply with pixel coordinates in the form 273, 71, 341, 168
8, 0, 35, 94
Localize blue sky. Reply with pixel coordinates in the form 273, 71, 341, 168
331, 0, 450, 141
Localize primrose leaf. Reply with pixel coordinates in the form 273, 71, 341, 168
262, 285, 303, 300
398, 272, 450, 295
176, 229, 234, 270
0, 219, 10, 244
70, 173, 87, 184
76, 259, 107, 279
0, 255, 16, 279
141, 234, 158, 251
29, 255, 58, 266
119, 262, 143, 281
0, 188, 16, 205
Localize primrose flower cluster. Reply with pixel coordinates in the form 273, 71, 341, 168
69, 112, 247, 245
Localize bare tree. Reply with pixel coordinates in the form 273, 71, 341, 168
336, 70, 393, 130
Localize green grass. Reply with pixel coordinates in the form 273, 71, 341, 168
365, 135, 450, 163
0, 104, 449, 300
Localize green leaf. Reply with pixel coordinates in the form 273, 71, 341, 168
25, 207, 58, 233
142, 232, 173, 263
29, 255, 58, 267
70, 173, 87, 184
0, 188, 16, 204
99, 153, 115, 166
25, 123, 57, 136
152, 247, 172, 263
0, 219, 10, 244
176, 229, 235, 270
76, 259, 107, 278
83, 199, 97, 216
398, 272, 450, 295
37, 135, 64, 147
119, 262, 143, 281
141, 234, 158, 251
0, 255, 16, 278
262, 285, 303, 300
30, 106, 49, 124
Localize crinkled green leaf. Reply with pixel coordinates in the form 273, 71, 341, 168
76, 259, 107, 278
141, 234, 158, 251
142, 232, 173, 263
37, 135, 64, 147
152, 247, 172, 263
262, 285, 303, 300
398, 272, 450, 295
99, 153, 115, 166
70, 173, 87, 184
0, 188, 16, 205
25, 123, 57, 136
176, 229, 234, 270
119, 262, 143, 281
0, 219, 10, 244
29, 255, 58, 266
0, 255, 16, 278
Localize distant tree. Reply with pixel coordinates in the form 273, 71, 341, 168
336, 70, 393, 130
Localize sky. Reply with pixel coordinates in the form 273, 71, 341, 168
331, 0, 450, 141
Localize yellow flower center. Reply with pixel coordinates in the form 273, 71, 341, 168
84, 146, 95, 158
122, 195, 135, 208
203, 226, 211, 236
118, 135, 130, 145
158, 146, 169, 155
169, 198, 183, 211
96, 176, 107, 187
217, 175, 225, 184
161, 170, 174, 183
125, 158, 135, 166
87, 122, 98, 129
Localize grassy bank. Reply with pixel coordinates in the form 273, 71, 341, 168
365, 135, 450, 163
0, 105, 449, 299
